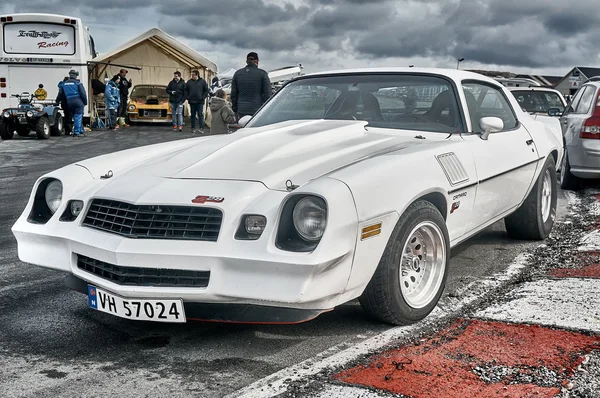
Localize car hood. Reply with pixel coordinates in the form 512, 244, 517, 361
82, 119, 441, 191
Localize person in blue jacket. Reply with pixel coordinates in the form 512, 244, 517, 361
105, 75, 121, 130
63, 69, 88, 137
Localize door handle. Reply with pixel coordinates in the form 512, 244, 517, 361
526, 139, 534, 145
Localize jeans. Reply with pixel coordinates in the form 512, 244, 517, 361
108, 109, 117, 128
67, 99, 84, 135
170, 102, 183, 127
189, 102, 204, 129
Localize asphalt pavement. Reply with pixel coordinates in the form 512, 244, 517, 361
0, 125, 571, 397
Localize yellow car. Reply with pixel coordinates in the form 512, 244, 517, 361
127, 85, 171, 124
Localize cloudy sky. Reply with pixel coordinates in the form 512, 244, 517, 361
2, 0, 599, 77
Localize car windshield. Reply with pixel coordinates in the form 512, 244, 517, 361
131, 86, 169, 98
247, 74, 462, 133
511, 90, 565, 113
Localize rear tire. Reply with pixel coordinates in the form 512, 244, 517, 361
50, 115, 63, 136
0, 120, 13, 140
505, 156, 557, 240
559, 149, 581, 191
359, 201, 449, 325
35, 117, 50, 140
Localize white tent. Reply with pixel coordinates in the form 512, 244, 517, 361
218, 68, 237, 79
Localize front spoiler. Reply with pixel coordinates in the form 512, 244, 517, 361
65, 274, 331, 324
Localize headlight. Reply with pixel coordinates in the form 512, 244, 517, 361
292, 196, 328, 241
26, 110, 34, 117
44, 180, 63, 214
3, 111, 10, 118
128, 105, 136, 111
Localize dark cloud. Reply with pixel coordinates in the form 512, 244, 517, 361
1, 0, 599, 73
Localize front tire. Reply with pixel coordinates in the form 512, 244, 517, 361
359, 201, 449, 325
505, 156, 557, 240
559, 149, 581, 191
50, 115, 63, 136
0, 120, 13, 140
35, 117, 50, 140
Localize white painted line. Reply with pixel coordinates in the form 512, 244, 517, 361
310, 384, 390, 397
226, 254, 532, 398
578, 230, 600, 252
475, 278, 600, 333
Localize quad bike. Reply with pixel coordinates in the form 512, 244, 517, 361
0, 92, 64, 140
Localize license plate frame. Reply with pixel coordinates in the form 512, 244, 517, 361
87, 285, 186, 323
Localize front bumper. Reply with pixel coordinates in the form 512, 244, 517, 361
12, 176, 359, 320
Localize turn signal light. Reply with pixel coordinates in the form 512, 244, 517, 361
0, 78, 6, 82
1, 93, 6, 98
0, 83, 5, 88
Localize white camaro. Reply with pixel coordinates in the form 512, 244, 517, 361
12, 68, 562, 325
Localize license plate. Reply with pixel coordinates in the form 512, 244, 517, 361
87, 285, 186, 323
144, 110, 161, 117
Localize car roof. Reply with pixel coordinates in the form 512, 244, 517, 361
301, 67, 502, 86
508, 87, 562, 94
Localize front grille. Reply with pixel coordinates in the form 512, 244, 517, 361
77, 255, 210, 287
138, 109, 167, 117
82, 199, 222, 241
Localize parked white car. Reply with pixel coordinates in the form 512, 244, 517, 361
12, 68, 562, 326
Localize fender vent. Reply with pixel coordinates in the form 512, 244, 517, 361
436, 153, 469, 185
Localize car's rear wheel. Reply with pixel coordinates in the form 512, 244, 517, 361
50, 114, 63, 136
0, 120, 13, 140
16, 126, 30, 137
559, 149, 581, 191
359, 201, 449, 325
35, 117, 50, 140
505, 156, 557, 240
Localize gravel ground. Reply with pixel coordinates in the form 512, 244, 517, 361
558, 351, 600, 398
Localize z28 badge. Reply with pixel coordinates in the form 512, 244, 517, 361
192, 196, 224, 204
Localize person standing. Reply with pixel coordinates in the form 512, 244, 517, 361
62, 70, 88, 137
117, 69, 132, 126
56, 77, 72, 135
184, 69, 209, 133
209, 89, 237, 135
105, 75, 121, 130
167, 71, 186, 131
230, 52, 272, 120
34, 84, 47, 100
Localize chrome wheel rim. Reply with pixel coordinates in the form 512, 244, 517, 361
541, 169, 552, 222
43, 122, 49, 136
399, 221, 446, 309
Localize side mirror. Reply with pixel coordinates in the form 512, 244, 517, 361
479, 117, 504, 140
547, 108, 562, 117
238, 115, 252, 128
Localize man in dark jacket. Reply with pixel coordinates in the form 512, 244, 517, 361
166, 71, 186, 131
184, 70, 209, 133
231, 52, 272, 120
62, 70, 88, 137
117, 69, 132, 126
56, 76, 72, 134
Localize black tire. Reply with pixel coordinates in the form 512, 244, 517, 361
559, 149, 581, 191
35, 117, 50, 140
50, 114, 63, 136
0, 120, 13, 140
359, 201, 449, 325
16, 126, 30, 137
505, 156, 557, 240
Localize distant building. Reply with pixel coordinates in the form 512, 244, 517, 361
554, 67, 600, 95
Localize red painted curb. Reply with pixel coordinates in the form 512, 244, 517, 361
333, 319, 600, 398
550, 263, 600, 278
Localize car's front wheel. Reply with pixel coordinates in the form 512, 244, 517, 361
505, 156, 557, 240
359, 201, 449, 325
0, 120, 13, 140
35, 117, 50, 140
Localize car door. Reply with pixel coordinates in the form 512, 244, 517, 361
560, 85, 596, 148
461, 81, 540, 231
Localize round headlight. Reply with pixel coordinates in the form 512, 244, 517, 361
44, 180, 63, 214
2, 111, 10, 118
26, 110, 34, 117
128, 105, 136, 111
292, 197, 328, 241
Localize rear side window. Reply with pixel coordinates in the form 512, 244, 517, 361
574, 86, 596, 114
